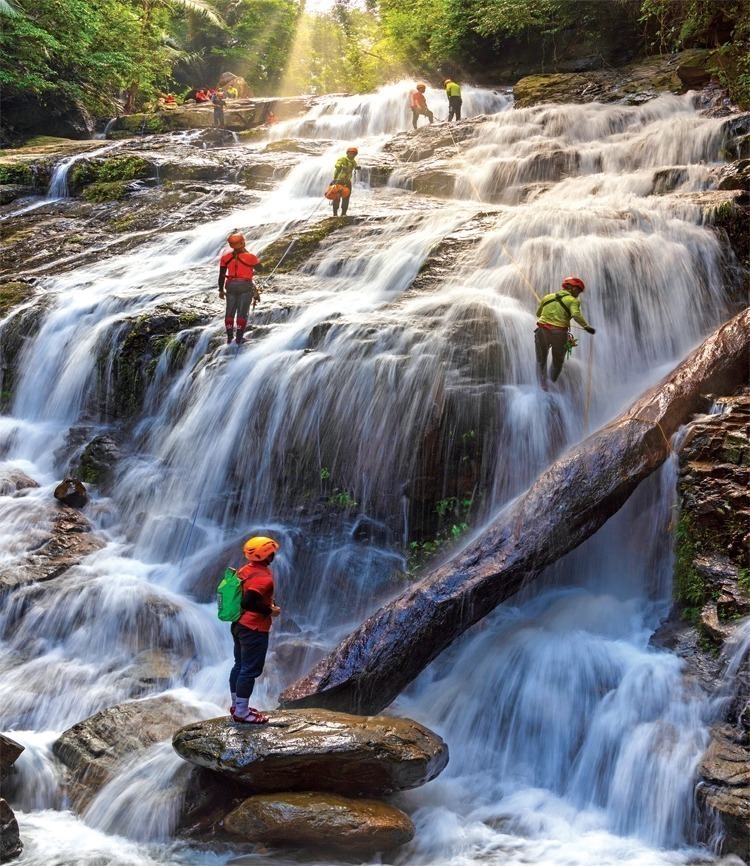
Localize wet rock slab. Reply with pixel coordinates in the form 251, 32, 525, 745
53, 695, 202, 808
172, 708, 448, 796
0, 798, 22, 862
224, 791, 414, 855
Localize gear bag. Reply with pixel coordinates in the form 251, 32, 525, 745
217, 567, 243, 622
325, 183, 349, 200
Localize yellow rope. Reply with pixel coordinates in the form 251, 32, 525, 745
614, 416, 675, 454
583, 338, 594, 434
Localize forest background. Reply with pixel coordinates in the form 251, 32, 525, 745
0, 0, 749, 140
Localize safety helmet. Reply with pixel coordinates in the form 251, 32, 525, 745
346, 146, 358, 155
443, 78, 452, 85
416, 83, 426, 91
243, 536, 279, 561
561, 276, 585, 291
227, 233, 245, 246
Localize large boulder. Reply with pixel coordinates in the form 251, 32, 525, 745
0, 734, 24, 782
0, 799, 22, 862
53, 695, 201, 809
224, 791, 414, 855
172, 709, 448, 797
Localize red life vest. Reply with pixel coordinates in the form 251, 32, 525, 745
220, 250, 259, 281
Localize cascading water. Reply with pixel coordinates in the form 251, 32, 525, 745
0, 82, 745, 866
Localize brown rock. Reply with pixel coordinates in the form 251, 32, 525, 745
0, 799, 22, 863
0, 469, 39, 495
0, 503, 105, 591
224, 791, 414, 855
54, 477, 88, 508
0, 734, 24, 781
53, 695, 201, 810
172, 709, 448, 797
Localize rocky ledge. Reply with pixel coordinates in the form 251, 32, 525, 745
172, 708, 448, 797
0, 734, 25, 863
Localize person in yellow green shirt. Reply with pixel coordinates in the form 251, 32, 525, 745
330, 146, 359, 216
444, 78, 462, 121
534, 276, 596, 388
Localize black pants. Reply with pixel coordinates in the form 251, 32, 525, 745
332, 182, 351, 215
225, 281, 253, 320
534, 326, 569, 384
448, 96, 462, 121
229, 623, 269, 699
412, 108, 434, 129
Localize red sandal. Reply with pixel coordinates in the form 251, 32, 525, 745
232, 709, 268, 724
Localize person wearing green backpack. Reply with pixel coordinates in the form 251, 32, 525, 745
228, 535, 281, 723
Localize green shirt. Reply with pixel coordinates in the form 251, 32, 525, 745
333, 154, 359, 183
536, 290, 590, 330
445, 81, 461, 98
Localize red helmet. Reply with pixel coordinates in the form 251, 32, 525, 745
346, 146, 358, 155
243, 536, 279, 562
562, 277, 585, 291
416, 83, 426, 91
227, 233, 245, 246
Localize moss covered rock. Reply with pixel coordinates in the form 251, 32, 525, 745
0, 281, 34, 318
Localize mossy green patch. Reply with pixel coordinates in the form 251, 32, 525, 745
0, 163, 32, 185
262, 219, 348, 272
0, 282, 33, 318
82, 181, 129, 203
673, 514, 710, 620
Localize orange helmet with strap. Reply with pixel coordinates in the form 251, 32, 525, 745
416, 83, 426, 91
228, 233, 245, 246
243, 536, 279, 561
346, 146, 358, 155
561, 276, 585, 291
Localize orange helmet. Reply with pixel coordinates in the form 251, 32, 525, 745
443, 78, 452, 85
243, 536, 279, 561
227, 233, 245, 246
416, 83, 426, 91
346, 146, 358, 155
562, 276, 585, 291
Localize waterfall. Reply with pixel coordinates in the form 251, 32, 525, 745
0, 81, 744, 865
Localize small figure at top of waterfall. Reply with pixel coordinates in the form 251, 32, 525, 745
410, 83, 434, 129
444, 78, 462, 121
228, 536, 281, 724
534, 277, 595, 390
330, 146, 359, 217
211, 89, 226, 128
219, 233, 263, 345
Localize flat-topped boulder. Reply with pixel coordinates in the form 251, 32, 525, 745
172, 708, 448, 797
224, 791, 414, 855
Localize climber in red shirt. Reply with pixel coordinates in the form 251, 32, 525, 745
218, 233, 264, 345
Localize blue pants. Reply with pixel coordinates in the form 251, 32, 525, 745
229, 623, 269, 699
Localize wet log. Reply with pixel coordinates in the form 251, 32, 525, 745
280, 309, 750, 715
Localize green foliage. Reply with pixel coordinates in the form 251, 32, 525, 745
82, 181, 129, 202
0, 163, 32, 185
640, 0, 750, 107
328, 489, 358, 509
72, 156, 150, 188
738, 568, 750, 596
673, 514, 709, 620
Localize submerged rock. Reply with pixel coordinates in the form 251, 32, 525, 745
53, 695, 202, 810
224, 791, 414, 855
172, 708, 448, 797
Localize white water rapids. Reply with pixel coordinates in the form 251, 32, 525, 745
0, 81, 745, 865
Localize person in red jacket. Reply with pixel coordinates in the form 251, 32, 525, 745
410, 83, 434, 129
229, 536, 281, 723
219, 233, 264, 344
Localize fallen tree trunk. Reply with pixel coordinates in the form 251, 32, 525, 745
280, 309, 750, 715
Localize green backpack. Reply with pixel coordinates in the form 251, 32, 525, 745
217, 567, 243, 622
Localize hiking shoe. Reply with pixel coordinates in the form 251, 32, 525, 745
235, 337, 245, 345
232, 709, 268, 724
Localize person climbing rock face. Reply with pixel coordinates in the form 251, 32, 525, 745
410, 83, 434, 129
330, 146, 359, 216
218, 233, 263, 345
228, 536, 281, 724
534, 276, 596, 388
